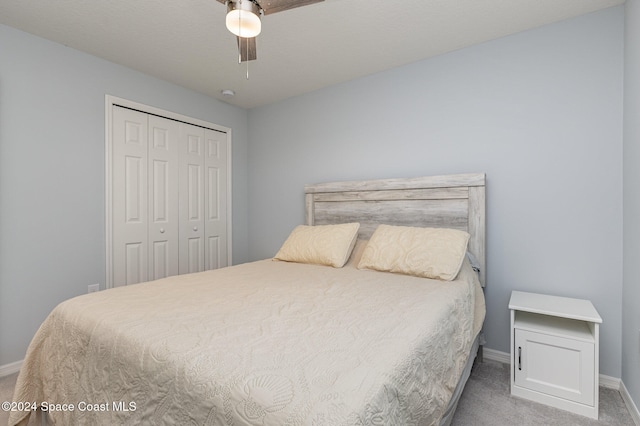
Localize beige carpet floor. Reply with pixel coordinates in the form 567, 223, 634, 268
0, 359, 636, 425
451, 359, 636, 426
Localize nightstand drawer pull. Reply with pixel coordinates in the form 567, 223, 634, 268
518, 346, 522, 370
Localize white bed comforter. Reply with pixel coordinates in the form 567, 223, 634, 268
10, 258, 484, 426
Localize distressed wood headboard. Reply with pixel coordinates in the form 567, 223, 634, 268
304, 173, 486, 286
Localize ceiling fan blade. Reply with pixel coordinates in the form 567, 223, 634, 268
237, 36, 257, 62
258, 0, 324, 15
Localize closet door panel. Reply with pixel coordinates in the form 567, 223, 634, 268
125, 242, 145, 284
204, 129, 228, 270
207, 236, 221, 270
112, 107, 149, 287
188, 237, 203, 272
148, 115, 180, 280
179, 124, 205, 274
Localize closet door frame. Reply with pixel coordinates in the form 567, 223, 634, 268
105, 95, 233, 289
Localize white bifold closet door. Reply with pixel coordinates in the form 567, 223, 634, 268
112, 105, 228, 287
179, 122, 228, 274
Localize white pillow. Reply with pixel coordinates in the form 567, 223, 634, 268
274, 223, 360, 268
357, 224, 470, 280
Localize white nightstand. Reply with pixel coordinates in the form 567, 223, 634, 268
509, 291, 602, 419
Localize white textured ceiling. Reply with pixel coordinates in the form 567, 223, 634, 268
0, 0, 624, 108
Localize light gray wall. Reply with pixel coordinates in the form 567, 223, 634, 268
0, 24, 250, 366
248, 7, 624, 377
623, 0, 640, 409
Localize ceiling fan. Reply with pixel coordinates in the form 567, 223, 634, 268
217, 0, 324, 62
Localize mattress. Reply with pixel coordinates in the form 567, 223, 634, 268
10, 256, 485, 426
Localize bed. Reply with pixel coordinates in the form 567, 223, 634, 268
10, 173, 486, 426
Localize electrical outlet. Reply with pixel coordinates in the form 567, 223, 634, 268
88, 283, 100, 293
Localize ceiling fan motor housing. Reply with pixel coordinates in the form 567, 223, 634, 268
226, 0, 263, 38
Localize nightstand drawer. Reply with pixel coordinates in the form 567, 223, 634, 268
514, 328, 595, 405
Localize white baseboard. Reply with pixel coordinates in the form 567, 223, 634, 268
621, 381, 640, 426
483, 347, 511, 364
0, 360, 22, 377
600, 373, 621, 390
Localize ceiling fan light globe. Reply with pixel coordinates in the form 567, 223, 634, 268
226, 1, 262, 38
